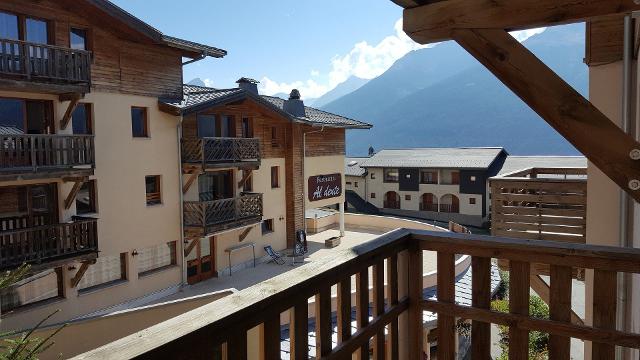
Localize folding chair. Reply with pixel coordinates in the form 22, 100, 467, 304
264, 245, 285, 265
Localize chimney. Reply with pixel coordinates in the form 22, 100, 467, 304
236, 77, 259, 95
283, 89, 306, 117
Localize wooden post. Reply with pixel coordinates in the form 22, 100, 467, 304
356, 267, 370, 358
408, 242, 423, 360
509, 261, 530, 360
337, 277, 352, 344
397, 250, 410, 360
549, 265, 572, 360
372, 259, 385, 360
592, 269, 617, 358
471, 256, 491, 359
387, 253, 399, 360
436, 252, 456, 360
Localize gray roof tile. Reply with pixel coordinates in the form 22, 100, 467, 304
497, 155, 587, 175
345, 157, 368, 177
361, 147, 506, 169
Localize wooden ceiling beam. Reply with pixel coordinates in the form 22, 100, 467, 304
404, 0, 640, 44
452, 28, 640, 202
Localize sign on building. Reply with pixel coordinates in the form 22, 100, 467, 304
308, 173, 342, 202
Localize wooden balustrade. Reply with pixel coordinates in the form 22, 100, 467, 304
182, 137, 261, 168
490, 167, 587, 243
419, 203, 439, 212
183, 193, 263, 237
0, 134, 95, 177
0, 38, 91, 87
439, 203, 459, 213
0, 217, 98, 271
73, 228, 640, 360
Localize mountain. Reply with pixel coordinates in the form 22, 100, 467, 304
322, 24, 586, 156
187, 78, 206, 86
312, 76, 369, 108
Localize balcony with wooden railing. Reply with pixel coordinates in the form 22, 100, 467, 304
0, 38, 91, 94
0, 217, 98, 272
490, 167, 587, 244
182, 137, 261, 170
0, 134, 95, 181
183, 193, 263, 238
74, 228, 640, 359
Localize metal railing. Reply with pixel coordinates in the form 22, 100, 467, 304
0, 38, 91, 84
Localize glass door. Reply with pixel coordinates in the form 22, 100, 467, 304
186, 237, 215, 284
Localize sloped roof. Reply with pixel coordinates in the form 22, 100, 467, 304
360, 147, 506, 169
345, 157, 368, 177
497, 155, 587, 175
0, 126, 24, 135
160, 85, 372, 129
80, 0, 226, 59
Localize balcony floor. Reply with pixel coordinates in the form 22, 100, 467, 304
149, 226, 438, 306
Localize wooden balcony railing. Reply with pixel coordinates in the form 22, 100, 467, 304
490, 167, 587, 243
383, 200, 401, 209
183, 193, 263, 236
439, 203, 459, 213
182, 137, 260, 168
0, 134, 95, 178
0, 38, 91, 87
74, 229, 640, 359
0, 217, 98, 271
420, 203, 439, 212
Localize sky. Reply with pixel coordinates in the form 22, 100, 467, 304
111, 1, 544, 99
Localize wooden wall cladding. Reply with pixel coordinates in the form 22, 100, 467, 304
586, 15, 625, 66
1, 0, 183, 98
303, 126, 345, 157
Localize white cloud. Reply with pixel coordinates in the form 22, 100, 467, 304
510, 27, 546, 42
260, 18, 430, 97
203, 78, 215, 87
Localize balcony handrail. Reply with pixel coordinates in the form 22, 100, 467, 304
183, 193, 263, 229
181, 137, 261, 164
0, 133, 95, 172
0, 37, 92, 55
72, 229, 640, 359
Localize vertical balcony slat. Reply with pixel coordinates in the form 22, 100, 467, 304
263, 313, 281, 360
227, 329, 247, 360
509, 261, 530, 360
471, 256, 491, 360
592, 269, 617, 359
436, 252, 456, 360
337, 277, 352, 344
356, 267, 369, 357
549, 265, 572, 360
387, 253, 399, 360
293, 300, 309, 359
408, 244, 423, 360
372, 258, 385, 360
316, 285, 333, 357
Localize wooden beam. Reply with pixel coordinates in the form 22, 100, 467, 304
182, 171, 200, 195
452, 28, 640, 203
238, 227, 252, 242
64, 178, 86, 210
404, 0, 640, 44
238, 169, 253, 188
60, 94, 82, 130
530, 273, 584, 326
70, 261, 93, 288
184, 238, 201, 258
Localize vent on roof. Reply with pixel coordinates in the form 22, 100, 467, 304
348, 161, 358, 167
236, 77, 259, 95
283, 89, 305, 117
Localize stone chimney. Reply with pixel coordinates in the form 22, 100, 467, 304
283, 89, 306, 117
236, 77, 259, 95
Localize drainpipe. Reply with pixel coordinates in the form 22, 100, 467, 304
177, 118, 188, 286
617, 14, 633, 360
302, 126, 325, 234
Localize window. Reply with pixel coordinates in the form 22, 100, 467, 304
405, 195, 411, 201
78, 253, 126, 292
271, 166, 280, 188
470, 176, 477, 182
70, 28, 88, 50
262, 219, 274, 235
271, 126, 280, 147
1, 269, 62, 313
346, 181, 352, 185
145, 175, 161, 205
370, 173, 376, 180
76, 180, 97, 214
0, 12, 19, 40
137, 242, 177, 276
241, 117, 253, 138
0, 12, 50, 44
72, 103, 92, 135
199, 171, 233, 201
26, 18, 48, 44
451, 171, 460, 185
221, 115, 234, 137
131, 107, 149, 138
420, 170, 438, 184
0, 98, 54, 134
355, 182, 359, 188
469, 198, 476, 205
371, 193, 376, 199
242, 170, 253, 192
383, 168, 399, 183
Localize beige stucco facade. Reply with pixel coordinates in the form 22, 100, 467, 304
1, 91, 184, 331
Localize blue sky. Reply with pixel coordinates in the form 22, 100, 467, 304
111, 0, 410, 98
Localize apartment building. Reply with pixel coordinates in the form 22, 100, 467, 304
346, 149, 587, 227
0, 0, 370, 332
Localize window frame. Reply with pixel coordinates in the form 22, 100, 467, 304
405, 194, 411, 201
145, 175, 162, 206
261, 219, 274, 235
76, 179, 97, 214
371, 193, 376, 199
469, 197, 476, 205
271, 166, 280, 189
77, 253, 127, 293
0, 11, 53, 44
0, 268, 63, 313
131, 106, 149, 138
69, 26, 90, 51
72, 102, 93, 135
137, 241, 178, 277
383, 168, 399, 183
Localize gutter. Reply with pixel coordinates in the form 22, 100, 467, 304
176, 117, 188, 286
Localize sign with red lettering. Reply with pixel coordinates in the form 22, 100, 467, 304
308, 173, 342, 202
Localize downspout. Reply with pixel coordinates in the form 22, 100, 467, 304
617, 14, 633, 360
302, 126, 325, 233
177, 117, 187, 286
